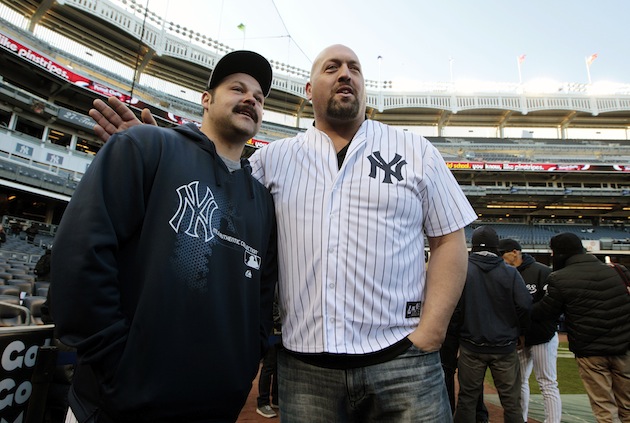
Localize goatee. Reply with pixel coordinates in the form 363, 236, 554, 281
326, 97, 360, 120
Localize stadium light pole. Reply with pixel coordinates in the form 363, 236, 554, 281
237, 23, 246, 49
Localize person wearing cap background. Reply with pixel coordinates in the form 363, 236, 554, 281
533, 232, 630, 423
89, 44, 477, 422
453, 226, 532, 423
52, 51, 278, 423
498, 238, 561, 423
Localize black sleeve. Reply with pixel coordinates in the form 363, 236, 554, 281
51, 133, 150, 369
258, 194, 279, 356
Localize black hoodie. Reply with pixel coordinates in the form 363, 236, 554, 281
457, 252, 532, 354
52, 123, 278, 422
516, 254, 556, 346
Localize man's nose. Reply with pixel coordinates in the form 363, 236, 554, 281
337, 64, 352, 80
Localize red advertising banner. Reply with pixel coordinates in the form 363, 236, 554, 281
446, 161, 630, 172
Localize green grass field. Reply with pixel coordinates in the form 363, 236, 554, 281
484, 342, 586, 394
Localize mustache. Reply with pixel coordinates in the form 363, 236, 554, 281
233, 104, 259, 123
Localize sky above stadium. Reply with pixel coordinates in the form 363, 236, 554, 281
119, 0, 629, 89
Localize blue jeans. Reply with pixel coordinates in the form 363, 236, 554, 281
277, 345, 452, 422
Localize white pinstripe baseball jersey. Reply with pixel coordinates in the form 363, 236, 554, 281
249, 119, 477, 354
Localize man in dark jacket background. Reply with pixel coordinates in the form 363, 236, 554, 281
534, 232, 630, 423
499, 238, 561, 423
454, 226, 532, 423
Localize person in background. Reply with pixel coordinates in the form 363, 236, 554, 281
454, 226, 532, 423
52, 50, 278, 423
534, 232, 630, 423
34, 247, 52, 281
26, 223, 38, 243
440, 311, 489, 423
498, 238, 561, 423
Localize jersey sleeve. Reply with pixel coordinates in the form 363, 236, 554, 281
422, 141, 477, 237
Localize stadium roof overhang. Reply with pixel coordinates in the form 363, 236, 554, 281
4, 0, 630, 132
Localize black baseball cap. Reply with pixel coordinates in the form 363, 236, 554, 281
206, 50, 273, 97
498, 238, 522, 254
470, 226, 500, 254
471, 226, 499, 249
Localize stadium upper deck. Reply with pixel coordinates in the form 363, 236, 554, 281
0, 0, 629, 250
3, 0, 630, 135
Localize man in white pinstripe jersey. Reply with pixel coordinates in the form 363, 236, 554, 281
90, 44, 478, 422
248, 44, 477, 422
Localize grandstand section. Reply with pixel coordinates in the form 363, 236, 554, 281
0, 0, 629, 259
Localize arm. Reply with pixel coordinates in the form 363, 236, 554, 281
513, 271, 533, 334
408, 228, 468, 352
51, 133, 148, 369
532, 275, 564, 321
89, 96, 156, 143
258, 205, 278, 356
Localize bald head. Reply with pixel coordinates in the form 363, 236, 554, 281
307, 44, 366, 131
311, 44, 361, 77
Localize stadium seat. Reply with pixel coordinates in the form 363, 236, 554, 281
19, 274, 36, 283
22, 296, 47, 325
34, 281, 51, 293
0, 285, 20, 296
0, 295, 28, 326
6, 280, 33, 296
6, 267, 26, 276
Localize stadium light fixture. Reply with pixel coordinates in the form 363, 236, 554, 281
486, 204, 537, 209
544, 205, 613, 210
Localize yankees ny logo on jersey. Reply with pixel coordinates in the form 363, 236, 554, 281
367, 151, 407, 183
169, 181, 218, 242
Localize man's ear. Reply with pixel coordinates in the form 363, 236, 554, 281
201, 91, 212, 110
305, 81, 312, 101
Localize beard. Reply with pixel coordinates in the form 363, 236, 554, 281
326, 96, 361, 120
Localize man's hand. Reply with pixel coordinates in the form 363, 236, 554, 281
89, 96, 157, 143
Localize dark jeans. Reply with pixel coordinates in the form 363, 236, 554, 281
454, 346, 522, 423
257, 343, 279, 407
440, 336, 488, 421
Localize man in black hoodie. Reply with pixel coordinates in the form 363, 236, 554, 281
454, 226, 532, 423
534, 232, 630, 423
498, 238, 561, 423
52, 51, 278, 423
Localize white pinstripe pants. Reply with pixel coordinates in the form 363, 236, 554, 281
64, 409, 78, 423
518, 332, 562, 423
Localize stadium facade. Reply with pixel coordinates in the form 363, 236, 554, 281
1, 0, 629, 261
